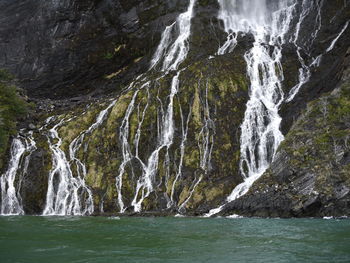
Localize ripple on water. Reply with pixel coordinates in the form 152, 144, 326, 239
0, 216, 349, 263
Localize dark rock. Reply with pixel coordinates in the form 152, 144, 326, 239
1, 0, 350, 217
222, 65, 350, 218
28, 123, 36, 130
0, 0, 185, 99
21, 148, 51, 214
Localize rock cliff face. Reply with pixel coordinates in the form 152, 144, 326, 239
0, 0, 349, 217
222, 57, 350, 217
0, 0, 190, 98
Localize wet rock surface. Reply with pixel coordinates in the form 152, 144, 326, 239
0, 0, 191, 99
1, 0, 350, 216
222, 57, 350, 218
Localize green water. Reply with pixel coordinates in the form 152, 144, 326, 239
0, 216, 349, 263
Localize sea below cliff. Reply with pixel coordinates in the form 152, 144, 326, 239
0, 216, 349, 262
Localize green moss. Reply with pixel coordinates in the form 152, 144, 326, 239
26, 54, 250, 213
205, 185, 226, 202
104, 52, 114, 60
192, 86, 202, 128
184, 148, 200, 168
178, 186, 191, 206
106, 93, 133, 130
265, 77, 350, 202
59, 106, 103, 153
86, 162, 104, 188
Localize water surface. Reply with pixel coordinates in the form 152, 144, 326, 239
0, 216, 349, 262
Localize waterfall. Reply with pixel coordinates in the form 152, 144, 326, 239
43, 100, 116, 216
4, 0, 345, 217
43, 118, 80, 216
238, 0, 294, 181
130, 73, 181, 212
150, 0, 196, 72
34, 0, 199, 215
115, 73, 183, 213
68, 100, 117, 215
1, 133, 36, 215
286, 0, 324, 102
206, 0, 295, 216
287, 2, 349, 102
1, 138, 25, 215
116, 83, 149, 213
217, 0, 269, 55
116, 0, 197, 213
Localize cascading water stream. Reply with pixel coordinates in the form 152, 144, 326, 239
150, 0, 197, 72
130, 74, 181, 212
173, 78, 215, 212
116, 0, 197, 213
326, 20, 349, 53
116, 82, 150, 213
68, 99, 117, 215
198, 79, 215, 173
287, 1, 349, 102
43, 100, 117, 216
217, 0, 269, 55
0, 133, 36, 215
43, 118, 80, 216
2, 0, 347, 218
1, 138, 25, 215
286, 0, 315, 102
168, 100, 192, 208
286, 0, 324, 102
206, 0, 295, 216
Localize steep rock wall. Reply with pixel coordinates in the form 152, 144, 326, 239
0, 0, 189, 98
222, 51, 350, 217
0, 0, 349, 216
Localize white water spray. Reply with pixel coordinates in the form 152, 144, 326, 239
43, 100, 116, 216
1, 133, 36, 215
68, 100, 117, 215
43, 118, 80, 215
206, 0, 295, 217
116, 0, 197, 212
286, 0, 324, 102
130, 73, 181, 212
150, 0, 197, 71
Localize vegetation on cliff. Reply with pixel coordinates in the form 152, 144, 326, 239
0, 0, 349, 217
0, 70, 28, 170
22, 54, 249, 214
